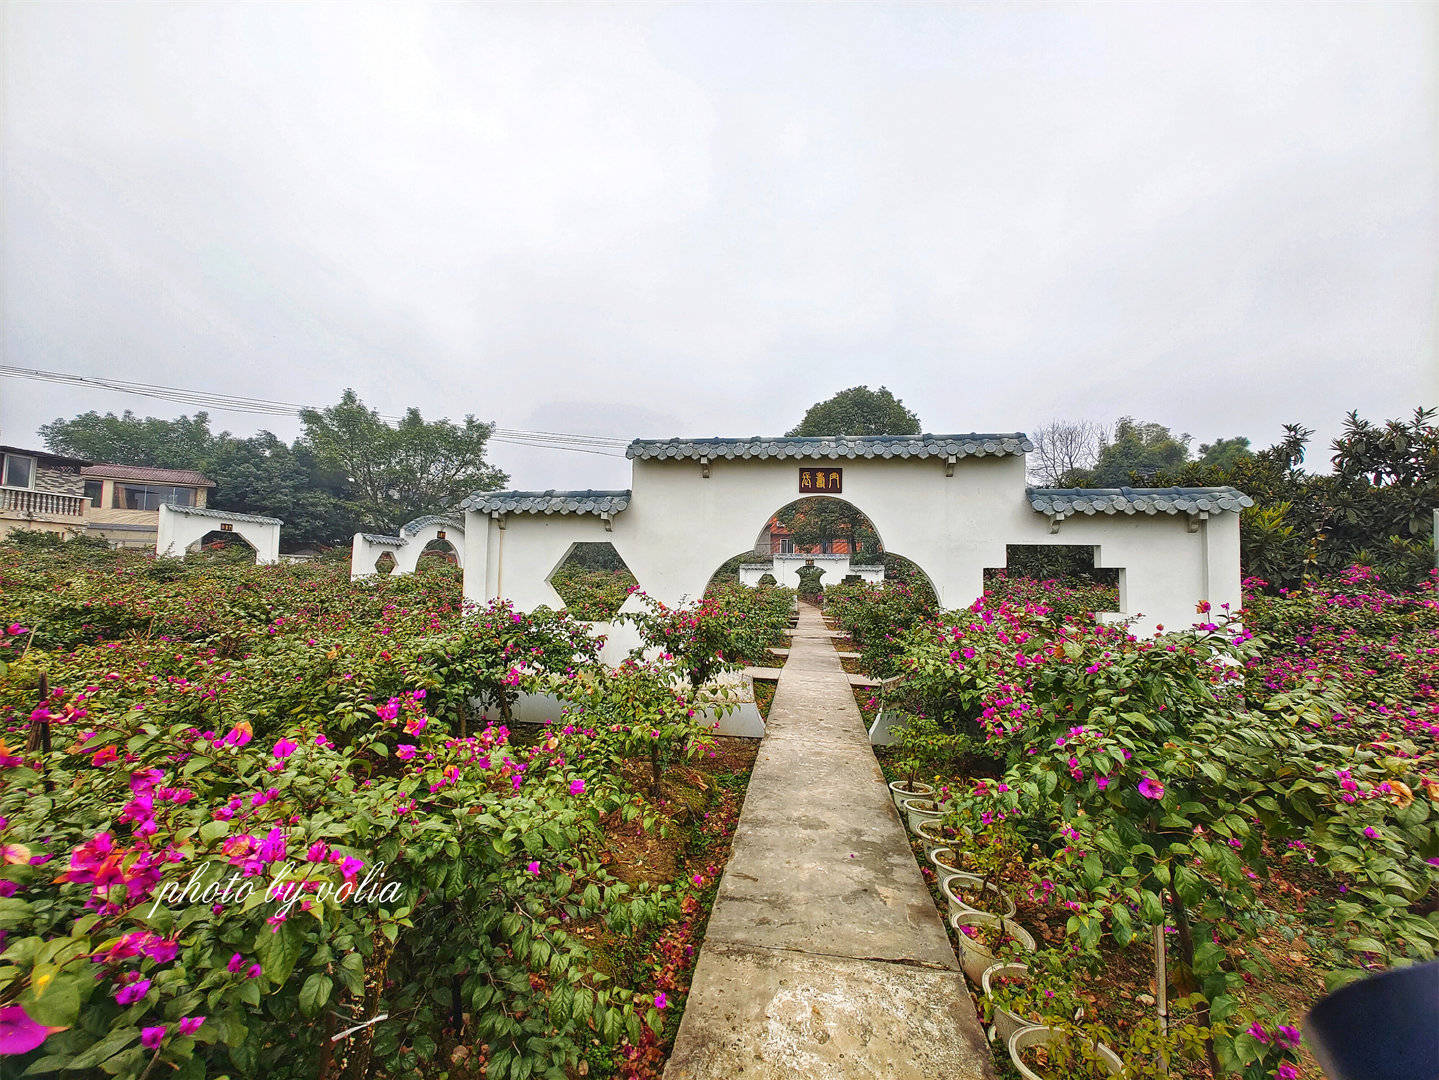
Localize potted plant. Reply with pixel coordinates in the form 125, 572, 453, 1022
980, 957, 1084, 1047
928, 843, 978, 878
898, 796, 943, 834
941, 872, 1016, 919
888, 777, 934, 810
950, 910, 1037, 981
1007, 1024, 1124, 1079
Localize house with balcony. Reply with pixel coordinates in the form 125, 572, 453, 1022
80, 464, 215, 548
0, 445, 93, 540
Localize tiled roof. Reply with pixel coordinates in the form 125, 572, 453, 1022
160, 503, 281, 525
399, 514, 464, 536
626, 434, 1033, 461
358, 533, 404, 547
1027, 486, 1253, 516
460, 489, 632, 515
82, 463, 214, 487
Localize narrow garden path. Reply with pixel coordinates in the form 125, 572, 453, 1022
665, 603, 995, 1080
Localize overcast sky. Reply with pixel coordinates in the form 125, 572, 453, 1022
3, 2, 1436, 489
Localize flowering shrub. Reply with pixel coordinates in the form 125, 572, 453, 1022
0, 546, 750, 1078
624, 583, 792, 685
889, 569, 1438, 1078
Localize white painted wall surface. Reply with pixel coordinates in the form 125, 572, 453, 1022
156, 505, 280, 565
463, 454, 1244, 638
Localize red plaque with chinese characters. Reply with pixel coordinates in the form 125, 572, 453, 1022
799, 468, 842, 494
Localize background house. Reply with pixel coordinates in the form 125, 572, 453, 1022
81, 464, 215, 548
0, 445, 92, 540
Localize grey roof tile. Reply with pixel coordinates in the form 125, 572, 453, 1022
161, 503, 282, 526
626, 433, 1033, 461
399, 514, 464, 536
1027, 486, 1253, 516
358, 533, 404, 546
459, 489, 632, 515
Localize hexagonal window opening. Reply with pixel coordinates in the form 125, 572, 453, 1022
374, 551, 397, 575
547, 542, 638, 621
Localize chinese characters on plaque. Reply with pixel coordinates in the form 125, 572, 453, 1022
799, 468, 842, 494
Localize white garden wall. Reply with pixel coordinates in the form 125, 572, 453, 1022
460, 439, 1248, 639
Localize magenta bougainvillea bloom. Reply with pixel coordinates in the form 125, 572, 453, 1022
0, 1006, 50, 1056
177, 1016, 205, 1035
526, 861, 539, 875
115, 978, 151, 1005
653, 992, 668, 1009
140, 1025, 166, 1049
569, 779, 585, 795
271, 738, 298, 760
396, 744, 417, 761
1137, 776, 1165, 800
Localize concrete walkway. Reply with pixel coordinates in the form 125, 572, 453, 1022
665, 605, 994, 1080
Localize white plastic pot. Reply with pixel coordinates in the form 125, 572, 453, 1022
929, 844, 968, 878
981, 962, 1032, 1047
981, 965, 1085, 1048
950, 910, 1037, 982
915, 818, 948, 857
899, 797, 943, 834
1007, 1024, 1124, 1079
942, 872, 1017, 919
888, 780, 934, 812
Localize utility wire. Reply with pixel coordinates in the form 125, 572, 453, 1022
0, 364, 630, 457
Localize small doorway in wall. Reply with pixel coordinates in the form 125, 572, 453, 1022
983, 545, 1121, 613
187, 530, 258, 562
547, 542, 638, 620
417, 537, 459, 569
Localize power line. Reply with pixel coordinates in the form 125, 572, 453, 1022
0, 364, 630, 457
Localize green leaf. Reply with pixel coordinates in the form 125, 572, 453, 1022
299, 972, 333, 1017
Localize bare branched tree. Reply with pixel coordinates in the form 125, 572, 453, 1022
1028, 419, 1106, 485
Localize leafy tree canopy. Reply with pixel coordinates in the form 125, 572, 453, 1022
299, 390, 507, 532
40, 390, 509, 547
786, 385, 921, 437
1196, 436, 1252, 470
1079, 417, 1193, 487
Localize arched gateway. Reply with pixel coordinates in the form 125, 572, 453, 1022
458, 433, 1251, 665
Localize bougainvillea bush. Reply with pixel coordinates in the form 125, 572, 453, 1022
886, 568, 1438, 1078
0, 545, 749, 1079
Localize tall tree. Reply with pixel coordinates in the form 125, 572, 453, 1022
1079, 417, 1193, 486
1028, 419, 1106, 486
39, 410, 217, 469
299, 390, 508, 531
787, 386, 921, 437
1196, 436, 1253, 470
40, 409, 354, 548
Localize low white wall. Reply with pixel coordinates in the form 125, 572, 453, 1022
462, 454, 1243, 637
156, 506, 279, 565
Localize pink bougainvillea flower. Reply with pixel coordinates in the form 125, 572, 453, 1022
1273, 1025, 1301, 1050
89, 745, 119, 765
1, 844, 31, 866
338, 856, 364, 880
1274, 1064, 1299, 1080
140, 1025, 166, 1049
271, 738, 298, 760
0, 1006, 51, 1055
306, 841, 329, 863
1247, 1022, 1270, 1044
1137, 776, 1165, 800
115, 978, 152, 1005
654, 992, 668, 1009
396, 744, 417, 761
569, 779, 585, 795
526, 861, 540, 875
177, 1016, 204, 1035
245, 963, 262, 979
227, 952, 245, 973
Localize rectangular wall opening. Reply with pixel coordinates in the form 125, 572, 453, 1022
983, 545, 1121, 613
